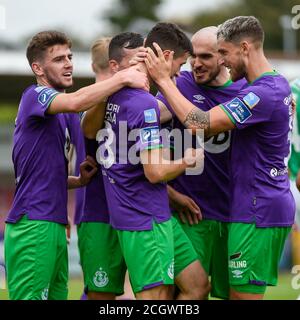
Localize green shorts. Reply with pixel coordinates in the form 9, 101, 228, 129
172, 216, 198, 277
175, 213, 229, 299
228, 222, 291, 294
116, 218, 174, 293
77, 222, 126, 295
4, 215, 68, 300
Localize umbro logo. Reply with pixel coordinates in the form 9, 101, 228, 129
193, 94, 206, 103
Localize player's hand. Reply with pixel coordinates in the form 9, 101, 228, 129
66, 215, 71, 244
292, 97, 296, 118
145, 42, 173, 84
129, 47, 148, 66
119, 66, 150, 91
296, 170, 300, 192
79, 155, 98, 186
170, 190, 202, 225
184, 148, 204, 168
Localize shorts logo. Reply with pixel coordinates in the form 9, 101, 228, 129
144, 108, 157, 123
232, 269, 243, 279
229, 252, 242, 260
243, 92, 260, 109
223, 97, 252, 124
93, 268, 109, 288
41, 287, 49, 300
167, 259, 174, 280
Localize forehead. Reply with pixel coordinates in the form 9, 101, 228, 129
45, 44, 72, 59
217, 39, 236, 51
192, 37, 217, 54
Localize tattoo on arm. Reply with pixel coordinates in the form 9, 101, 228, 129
183, 107, 210, 135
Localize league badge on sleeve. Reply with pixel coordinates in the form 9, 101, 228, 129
223, 97, 252, 124
144, 108, 158, 123
38, 88, 58, 106
140, 126, 160, 144
243, 92, 260, 109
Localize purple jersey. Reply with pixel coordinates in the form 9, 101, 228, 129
157, 71, 246, 221
220, 72, 295, 227
6, 85, 70, 224
65, 113, 110, 224
99, 88, 171, 231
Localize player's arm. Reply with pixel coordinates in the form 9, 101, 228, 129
81, 101, 106, 139
157, 99, 173, 124
47, 67, 149, 115
140, 147, 203, 183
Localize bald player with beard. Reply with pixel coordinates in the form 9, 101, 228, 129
156, 27, 246, 299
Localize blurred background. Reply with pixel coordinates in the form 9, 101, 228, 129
0, 0, 300, 299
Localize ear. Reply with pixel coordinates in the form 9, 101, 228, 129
109, 60, 119, 73
31, 62, 44, 77
163, 50, 171, 60
240, 41, 250, 55
91, 62, 97, 74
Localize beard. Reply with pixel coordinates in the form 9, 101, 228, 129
230, 59, 246, 82
193, 65, 221, 85
44, 69, 73, 91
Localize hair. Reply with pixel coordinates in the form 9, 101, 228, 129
26, 31, 72, 66
108, 32, 144, 63
144, 22, 193, 58
217, 16, 264, 47
91, 37, 112, 72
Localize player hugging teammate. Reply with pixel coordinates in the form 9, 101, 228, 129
4, 16, 295, 300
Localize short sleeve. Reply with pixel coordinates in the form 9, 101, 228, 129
220, 85, 275, 129
23, 86, 60, 118
156, 91, 175, 116
127, 93, 163, 152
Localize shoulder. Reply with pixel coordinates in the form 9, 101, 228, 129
176, 71, 194, 87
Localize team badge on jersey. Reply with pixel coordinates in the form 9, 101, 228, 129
243, 92, 260, 109
140, 126, 160, 144
37, 87, 58, 106
223, 97, 252, 124
144, 108, 157, 123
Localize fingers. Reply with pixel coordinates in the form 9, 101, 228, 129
153, 42, 166, 62
178, 211, 187, 224
85, 155, 97, 166
185, 198, 201, 215
184, 208, 194, 225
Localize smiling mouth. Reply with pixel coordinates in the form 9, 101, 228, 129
63, 72, 72, 78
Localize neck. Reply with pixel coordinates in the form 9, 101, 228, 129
245, 49, 273, 83
206, 66, 230, 87
36, 77, 65, 92
136, 62, 151, 90
95, 71, 112, 83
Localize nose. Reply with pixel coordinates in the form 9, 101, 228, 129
193, 57, 203, 68
65, 57, 73, 69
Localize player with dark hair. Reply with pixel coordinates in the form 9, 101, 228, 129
4, 30, 148, 300
145, 16, 295, 300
